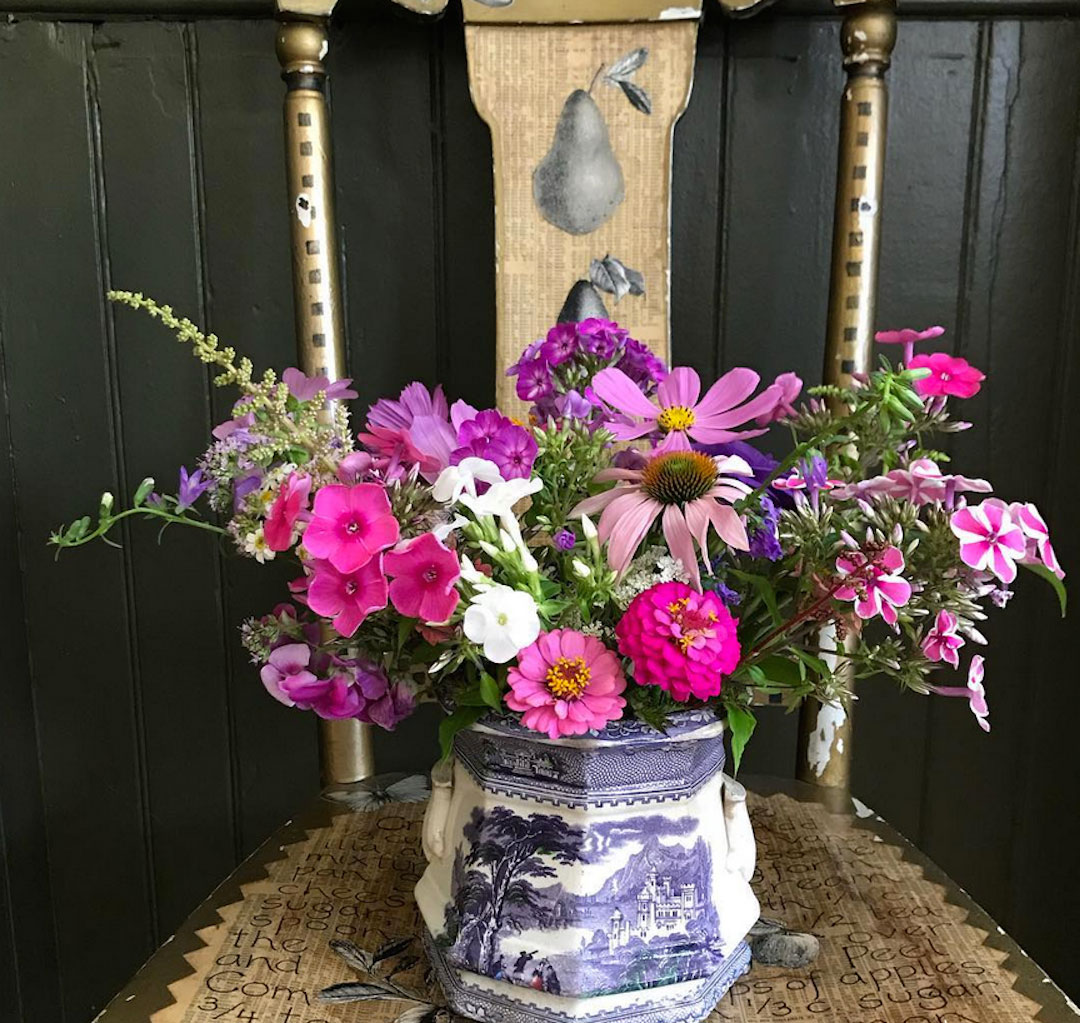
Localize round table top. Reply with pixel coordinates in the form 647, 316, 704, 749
98, 774, 1077, 1023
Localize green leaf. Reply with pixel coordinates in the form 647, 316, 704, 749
396, 616, 417, 654
439, 705, 485, 761
790, 647, 831, 678
729, 570, 781, 624
478, 672, 503, 711
725, 705, 756, 775
754, 654, 803, 688
67, 516, 91, 541
1021, 561, 1067, 617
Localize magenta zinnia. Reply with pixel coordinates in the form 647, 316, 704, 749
616, 582, 741, 702
572, 451, 752, 591
505, 630, 627, 738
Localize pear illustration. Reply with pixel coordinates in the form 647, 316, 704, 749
558, 280, 609, 323
532, 49, 651, 236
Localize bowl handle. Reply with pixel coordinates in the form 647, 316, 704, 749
422, 758, 455, 863
721, 773, 756, 882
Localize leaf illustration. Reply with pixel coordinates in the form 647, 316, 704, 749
590, 255, 646, 303
329, 938, 373, 973
605, 46, 648, 80
388, 954, 421, 977
625, 265, 646, 296
374, 936, 415, 964
318, 981, 398, 1003
618, 79, 652, 115
394, 1008, 453, 1023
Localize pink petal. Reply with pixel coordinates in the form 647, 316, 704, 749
693, 367, 759, 419
591, 367, 662, 421
656, 367, 701, 409
662, 505, 700, 591
694, 384, 783, 431
602, 493, 663, 574
701, 500, 749, 551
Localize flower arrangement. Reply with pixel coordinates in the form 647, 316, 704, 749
52, 294, 1065, 768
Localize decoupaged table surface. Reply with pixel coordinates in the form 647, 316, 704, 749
98, 776, 1078, 1023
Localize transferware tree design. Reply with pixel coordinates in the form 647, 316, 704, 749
454, 806, 586, 974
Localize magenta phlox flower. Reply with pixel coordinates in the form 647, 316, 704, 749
514, 358, 554, 403
264, 471, 312, 552
383, 532, 461, 623
922, 609, 964, 668
615, 582, 741, 702
177, 466, 212, 511
755, 372, 803, 426
950, 498, 1026, 584
578, 318, 629, 359
283, 367, 358, 403
908, 352, 985, 399
302, 483, 399, 573
1010, 501, 1065, 580
931, 655, 989, 732
306, 556, 389, 637
505, 629, 627, 739
834, 546, 912, 626
615, 338, 667, 388
875, 325, 946, 366
450, 409, 537, 480
541, 323, 581, 366
591, 365, 783, 453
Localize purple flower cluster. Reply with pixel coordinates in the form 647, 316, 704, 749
507, 318, 667, 425
450, 409, 538, 481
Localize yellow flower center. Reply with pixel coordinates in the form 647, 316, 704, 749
545, 656, 592, 701
641, 451, 718, 505
657, 405, 696, 433
667, 598, 719, 653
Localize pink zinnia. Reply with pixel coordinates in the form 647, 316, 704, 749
950, 499, 1026, 584
306, 557, 389, 637
907, 352, 985, 399
931, 655, 990, 733
264, 471, 312, 552
921, 610, 964, 668
834, 546, 912, 626
875, 325, 946, 365
591, 365, 783, 453
615, 581, 740, 702
571, 451, 752, 592
383, 532, 461, 623
505, 629, 627, 739
302, 483, 399, 574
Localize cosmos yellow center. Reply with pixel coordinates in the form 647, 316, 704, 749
641, 451, 718, 505
657, 405, 696, 433
667, 598, 719, 653
545, 656, 591, 700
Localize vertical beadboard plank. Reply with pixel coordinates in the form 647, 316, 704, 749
921, 18, 1080, 929
852, 19, 980, 839
331, 6, 441, 410
987, 19, 1080, 999
672, 5, 727, 380
194, 19, 320, 853
91, 19, 238, 933
0, 20, 154, 1021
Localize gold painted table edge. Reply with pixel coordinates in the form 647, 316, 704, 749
95, 775, 1077, 1023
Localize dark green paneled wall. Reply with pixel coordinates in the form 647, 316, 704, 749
0, 3, 1077, 1019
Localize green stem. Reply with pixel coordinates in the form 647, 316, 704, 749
55, 506, 227, 549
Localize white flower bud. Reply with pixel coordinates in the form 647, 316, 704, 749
99, 492, 114, 515
478, 541, 500, 558
580, 514, 598, 541
499, 528, 517, 553
571, 558, 592, 579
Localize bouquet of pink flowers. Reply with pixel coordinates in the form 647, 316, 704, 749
53, 297, 1065, 767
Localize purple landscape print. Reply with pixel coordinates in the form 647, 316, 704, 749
438, 805, 724, 998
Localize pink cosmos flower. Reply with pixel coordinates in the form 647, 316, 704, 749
306, 557, 389, 637
264, 471, 312, 552
834, 546, 912, 626
383, 532, 461, 623
615, 581, 741, 702
875, 325, 945, 365
590, 365, 783, 453
907, 352, 985, 399
571, 451, 753, 592
950, 499, 1026, 584
922, 609, 964, 668
931, 655, 990, 732
1010, 501, 1065, 580
755, 372, 803, 426
505, 629, 627, 739
302, 483, 399, 574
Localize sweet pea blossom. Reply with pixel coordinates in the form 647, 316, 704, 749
875, 325, 945, 366
282, 367, 358, 403
907, 352, 985, 399
921, 610, 964, 668
264, 471, 312, 552
834, 546, 912, 626
950, 499, 1026, 584
463, 585, 541, 663
931, 655, 990, 732
306, 557, 389, 637
591, 365, 783, 453
302, 483, 399, 574
383, 533, 461, 623
260, 643, 322, 708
